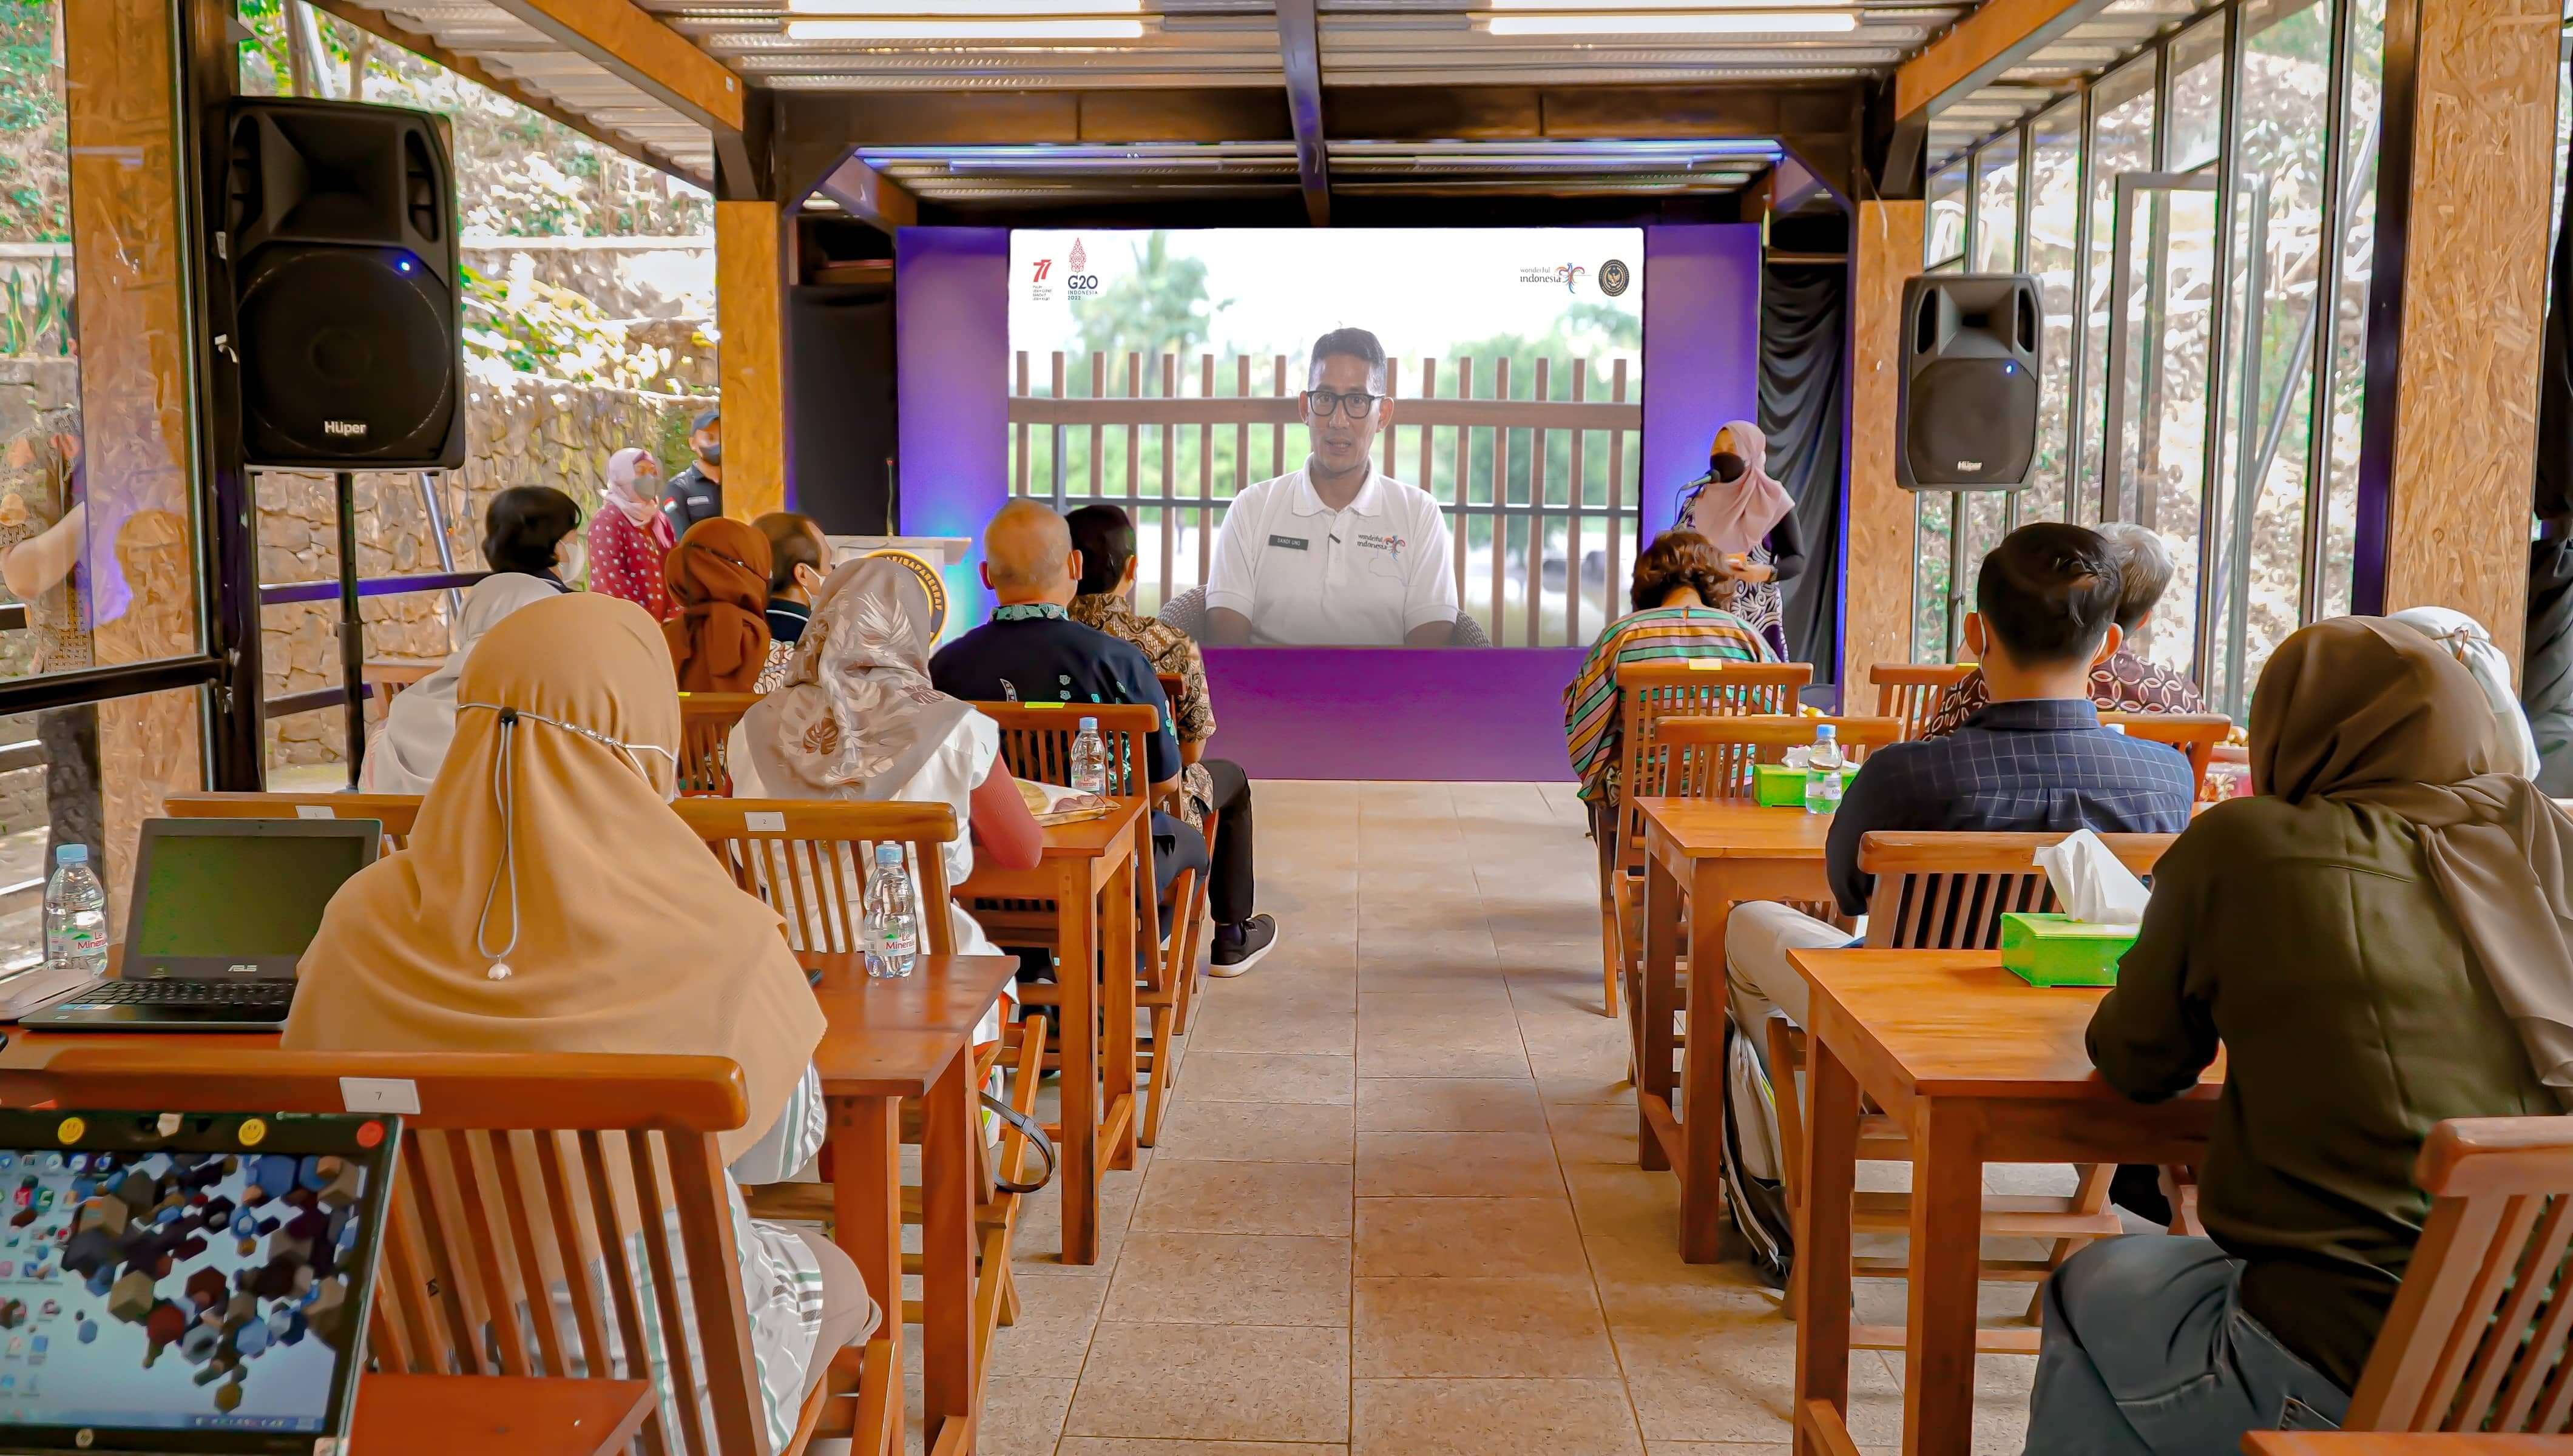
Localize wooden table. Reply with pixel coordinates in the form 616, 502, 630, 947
808, 949, 1022, 1456
955, 797, 1146, 1267
2245, 1437, 2570, 1455
1631, 797, 1836, 1262
1784, 948, 2222, 1456
354, 1373, 654, 1455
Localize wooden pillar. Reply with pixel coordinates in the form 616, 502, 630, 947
64, 0, 204, 925
2372, 0, 2557, 671
715, 200, 786, 521
1842, 200, 1926, 693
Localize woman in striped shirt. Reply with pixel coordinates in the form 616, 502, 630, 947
1563, 530, 1776, 855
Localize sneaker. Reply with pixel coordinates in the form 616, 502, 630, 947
1208, 914, 1278, 977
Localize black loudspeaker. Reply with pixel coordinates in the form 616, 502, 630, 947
1895, 273, 2040, 491
221, 98, 464, 470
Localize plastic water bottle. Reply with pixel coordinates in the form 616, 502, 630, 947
1804, 724, 1846, 816
43, 844, 107, 976
1069, 716, 1108, 797
861, 844, 920, 980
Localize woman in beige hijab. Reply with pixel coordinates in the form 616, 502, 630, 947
286, 591, 868, 1451
2033, 616, 2569, 1455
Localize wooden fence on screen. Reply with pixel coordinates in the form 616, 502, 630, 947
1007, 348, 1645, 647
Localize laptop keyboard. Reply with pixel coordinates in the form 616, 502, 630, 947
67, 980, 293, 1008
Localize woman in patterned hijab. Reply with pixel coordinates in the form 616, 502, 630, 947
732, 556, 1042, 949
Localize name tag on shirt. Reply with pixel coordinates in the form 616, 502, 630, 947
1268, 534, 1310, 551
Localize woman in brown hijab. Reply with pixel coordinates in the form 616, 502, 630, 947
2027, 617, 2568, 1455
664, 516, 771, 691
286, 591, 868, 1449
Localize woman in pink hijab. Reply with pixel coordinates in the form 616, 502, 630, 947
586, 445, 676, 619
1679, 419, 1802, 658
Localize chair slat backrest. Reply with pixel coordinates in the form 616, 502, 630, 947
1870, 662, 1975, 741
16, 1049, 776, 1456
672, 798, 960, 956
1656, 715, 1903, 803
977, 701, 1161, 796
1856, 831, 2176, 950
2348, 1114, 2573, 1434
678, 692, 763, 797
1612, 660, 1813, 849
164, 791, 422, 854
2100, 712, 2231, 800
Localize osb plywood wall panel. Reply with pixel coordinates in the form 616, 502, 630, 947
2382, 0, 2557, 674
1843, 201, 1924, 693
715, 200, 785, 521
65, 0, 202, 926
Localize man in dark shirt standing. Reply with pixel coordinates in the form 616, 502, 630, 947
660, 408, 723, 539
1718, 523, 2198, 1279
931, 500, 1208, 902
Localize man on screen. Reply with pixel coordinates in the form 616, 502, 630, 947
1202, 328, 1461, 647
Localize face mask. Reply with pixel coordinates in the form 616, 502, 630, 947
555, 536, 587, 583
697, 443, 722, 467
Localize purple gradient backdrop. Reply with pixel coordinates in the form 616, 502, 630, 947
893, 224, 1762, 781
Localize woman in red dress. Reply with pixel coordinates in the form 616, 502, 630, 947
588, 446, 675, 618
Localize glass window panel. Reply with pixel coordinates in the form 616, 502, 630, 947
1974, 137, 2022, 274
0, 2, 204, 687
1928, 160, 1970, 266
2081, 58, 2160, 522
2205, 0, 2335, 715
2026, 101, 2084, 525
1915, 493, 1954, 662
2319, 0, 2385, 619
2107, 180, 2219, 672
2166, 16, 2229, 174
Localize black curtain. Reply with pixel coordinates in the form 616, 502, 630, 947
1760, 261, 1848, 686
2529, 76, 2573, 789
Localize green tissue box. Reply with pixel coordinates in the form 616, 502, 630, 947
1998, 912, 2139, 988
1751, 763, 1852, 807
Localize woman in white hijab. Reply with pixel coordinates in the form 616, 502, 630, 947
729, 555, 1044, 956
2390, 606, 2541, 779
357, 572, 560, 794
1679, 420, 1804, 658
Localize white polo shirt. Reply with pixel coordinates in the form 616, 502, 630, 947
1203, 465, 1460, 646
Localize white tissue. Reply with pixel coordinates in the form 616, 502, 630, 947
2032, 827, 2150, 928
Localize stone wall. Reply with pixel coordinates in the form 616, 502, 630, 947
260, 372, 707, 770
461, 237, 714, 325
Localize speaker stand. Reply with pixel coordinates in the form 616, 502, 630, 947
334, 470, 366, 791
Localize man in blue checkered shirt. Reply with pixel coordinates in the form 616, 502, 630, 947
1719, 522, 2199, 1283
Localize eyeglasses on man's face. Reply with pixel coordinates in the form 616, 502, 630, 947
1302, 388, 1385, 420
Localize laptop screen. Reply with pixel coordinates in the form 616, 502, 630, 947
0, 1113, 393, 1449
128, 829, 374, 963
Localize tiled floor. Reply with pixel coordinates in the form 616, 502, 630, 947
975, 780, 2044, 1456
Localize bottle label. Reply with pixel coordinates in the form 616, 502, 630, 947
877, 927, 918, 958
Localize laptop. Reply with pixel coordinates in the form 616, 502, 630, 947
0, 1107, 397, 1453
19, 820, 380, 1033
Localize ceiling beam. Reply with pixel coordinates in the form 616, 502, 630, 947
1893, 0, 2117, 118
306, 0, 714, 191
484, 0, 755, 183
810, 154, 921, 234
1274, 0, 1331, 224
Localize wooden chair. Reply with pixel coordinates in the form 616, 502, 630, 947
1654, 714, 1902, 803
1870, 662, 1975, 740
1598, 660, 1815, 1017
2100, 711, 2232, 800
668, 797, 1050, 1400
678, 691, 763, 797
15, 1048, 873, 1456
2345, 1113, 2573, 1433
1156, 669, 1219, 1037
973, 701, 1193, 1148
164, 790, 422, 852
1765, 829, 2178, 1354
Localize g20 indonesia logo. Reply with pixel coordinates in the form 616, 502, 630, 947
1598, 259, 1631, 297
1065, 237, 1101, 296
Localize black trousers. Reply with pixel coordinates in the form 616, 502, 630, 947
1200, 757, 1255, 925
